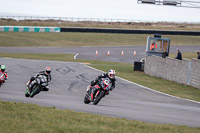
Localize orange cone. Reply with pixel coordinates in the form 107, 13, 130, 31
133, 50, 136, 56
107, 50, 110, 56
121, 50, 124, 56
96, 50, 98, 56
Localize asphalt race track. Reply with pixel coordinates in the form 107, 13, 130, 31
0, 45, 200, 63
0, 58, 200, 127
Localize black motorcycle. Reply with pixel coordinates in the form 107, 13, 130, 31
84, 77, 112, 105
25, 75, 48, 98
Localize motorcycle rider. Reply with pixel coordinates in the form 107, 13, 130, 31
26, 67, 52, 92
90, 69, 116, 99
0, 65, 8, 83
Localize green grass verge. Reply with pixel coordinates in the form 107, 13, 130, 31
0, 32, 200, 47
0, 52, 200, 102
1, 53, 200, 132
1, 100, 199, 133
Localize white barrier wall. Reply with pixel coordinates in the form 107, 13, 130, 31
190, 59, 200, 88
144, 55, 200, 89
0, 26, 60, 32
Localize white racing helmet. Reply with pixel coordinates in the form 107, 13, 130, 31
108, 69, 116, 79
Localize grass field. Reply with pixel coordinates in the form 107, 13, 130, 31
1, 19, 200, 47
0, 100, 200, 133
0, 32, 200, 47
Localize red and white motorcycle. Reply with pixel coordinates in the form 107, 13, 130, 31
84, 77, 112, 105
0, 72, 5, 87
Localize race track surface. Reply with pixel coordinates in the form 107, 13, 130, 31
0, 58, 200, 127
0, 45, 200, 63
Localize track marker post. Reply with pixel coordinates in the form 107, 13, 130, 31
96, 50, 98, 56
107, 50, 110, 56
121, 50, 124, 56
134, 50, 136, 56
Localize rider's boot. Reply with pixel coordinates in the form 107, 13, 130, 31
42, 86, 49, 91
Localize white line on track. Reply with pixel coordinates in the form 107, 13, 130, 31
85, 65, 200, 105
74, 53, 79, 59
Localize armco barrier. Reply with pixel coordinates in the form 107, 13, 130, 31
0, 26, 60, 32
60, 27, 200, 36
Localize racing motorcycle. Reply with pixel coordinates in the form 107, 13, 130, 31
0, 72, 5, 87
25, 75, 48, 98
84, 77, 112, 105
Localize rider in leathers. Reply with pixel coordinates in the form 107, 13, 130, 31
26, 67, 52, 92
0, 65, 8, 83
90, 69, 116, 99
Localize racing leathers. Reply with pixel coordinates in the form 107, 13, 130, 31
0, 65, 8, 82
90, 73, 116, 96
27, 71, 52, 91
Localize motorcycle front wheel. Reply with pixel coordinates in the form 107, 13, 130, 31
25, 89, 30, 97
93, 91, 104, 105
30, 84, 41, 98
84, 93, 91, 104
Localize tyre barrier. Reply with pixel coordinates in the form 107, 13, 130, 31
0, 26, 60, 32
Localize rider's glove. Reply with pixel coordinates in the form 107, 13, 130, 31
91, 80, 96, 86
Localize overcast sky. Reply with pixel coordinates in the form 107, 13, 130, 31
0, 0, 200, 22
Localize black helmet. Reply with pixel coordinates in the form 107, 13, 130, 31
45, 67, 51, 75
1, 65, 6, 72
